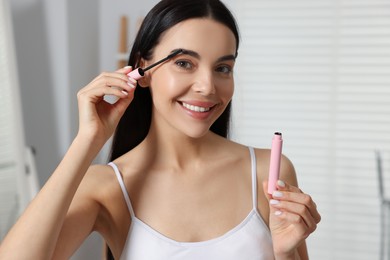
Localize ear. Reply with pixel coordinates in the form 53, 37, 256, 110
137, 58, 151, 88
138, 73, 151, 88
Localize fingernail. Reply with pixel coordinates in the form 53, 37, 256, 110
275, 211, 282, 216
128, 77, 137, 84
277, 180, 285, 187
127, 82, 136, 89
273, 191, 283, 198
270, 199, 280, 205
124, 66, 132, 69
121, 90, 128, 95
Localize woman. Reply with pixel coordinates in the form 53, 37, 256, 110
0, 0, 320, 259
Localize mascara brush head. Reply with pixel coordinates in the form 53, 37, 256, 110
128, 49, 183, 80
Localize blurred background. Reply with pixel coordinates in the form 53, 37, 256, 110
1, 0, 390, 259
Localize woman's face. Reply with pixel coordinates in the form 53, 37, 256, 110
143, 18, 237, 138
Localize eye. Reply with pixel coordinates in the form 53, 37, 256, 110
216, 65, 233, 75
175, 60, 193, 70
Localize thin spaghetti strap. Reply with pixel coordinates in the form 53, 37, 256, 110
108, 162, 135, 218
248, 147, 258, 210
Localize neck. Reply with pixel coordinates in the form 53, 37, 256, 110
141, 121, 222, 171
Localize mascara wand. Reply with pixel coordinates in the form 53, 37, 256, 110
127, 49, 183, 80
104, 49, 183, 104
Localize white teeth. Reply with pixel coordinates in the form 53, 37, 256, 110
182, 102, 211, 112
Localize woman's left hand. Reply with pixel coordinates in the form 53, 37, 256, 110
263, 180, 321, 258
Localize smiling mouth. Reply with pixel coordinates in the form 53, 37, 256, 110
181, 102, 214, 113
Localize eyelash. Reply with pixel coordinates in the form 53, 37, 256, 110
216, 65, 233, 74
175, 60, 193, 70
174, 60, 233, 75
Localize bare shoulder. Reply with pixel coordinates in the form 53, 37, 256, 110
212, 135, 253, 156
76, 164, 119, 199
75, 163, 131, 235
252, 148, 297, 185
68, 164, 122, 222
213, 136, 298, 185
70, 163, 127, 222
54, 164, 121, 257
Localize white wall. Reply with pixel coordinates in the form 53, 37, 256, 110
10, 0, 61, 186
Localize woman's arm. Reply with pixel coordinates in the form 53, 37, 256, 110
51, 164, 109, 259
262, 154, 321, 260
0, 136, 102, 259
0, 66, 136, 259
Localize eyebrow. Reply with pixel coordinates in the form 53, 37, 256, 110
171, 48, 236, 63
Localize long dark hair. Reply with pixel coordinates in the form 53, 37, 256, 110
106, 0, 239, 258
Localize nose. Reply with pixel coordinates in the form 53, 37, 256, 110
192, 70, 216, 96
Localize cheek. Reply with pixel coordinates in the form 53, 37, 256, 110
217, 80, 234, 101
150, 70, 235, 102
150, 71, 188, 95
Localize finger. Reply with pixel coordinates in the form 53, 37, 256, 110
78, 76, 137, 101
272, 185, 321, 224
78, 84, 130, 104
116, 65, 133, 74
111, 91, 134, 114
263, 181, 282, 219
275, 180, 301, 193
274, 181, 311, 213
271, 209, 313, 239
90, 69, 136, 88
269, 199, 318, 233
89, 76, 136, 94
102, 79, 136, 105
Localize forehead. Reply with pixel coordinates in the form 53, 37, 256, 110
154, 18, 237, 58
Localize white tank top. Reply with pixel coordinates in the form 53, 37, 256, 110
108, 147, 274, 260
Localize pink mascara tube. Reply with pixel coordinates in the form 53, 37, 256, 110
267, 132, 283, 195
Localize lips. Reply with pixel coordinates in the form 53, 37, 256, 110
181, 102, 211, 112
178, 100, 219, 120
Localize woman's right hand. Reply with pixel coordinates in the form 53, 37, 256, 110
76, 66, 137, 144
0, 66, 137, 260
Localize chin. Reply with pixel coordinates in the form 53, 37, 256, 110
180, 125, 213, 139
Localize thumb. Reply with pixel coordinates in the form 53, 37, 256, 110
116, 65, 133, 74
